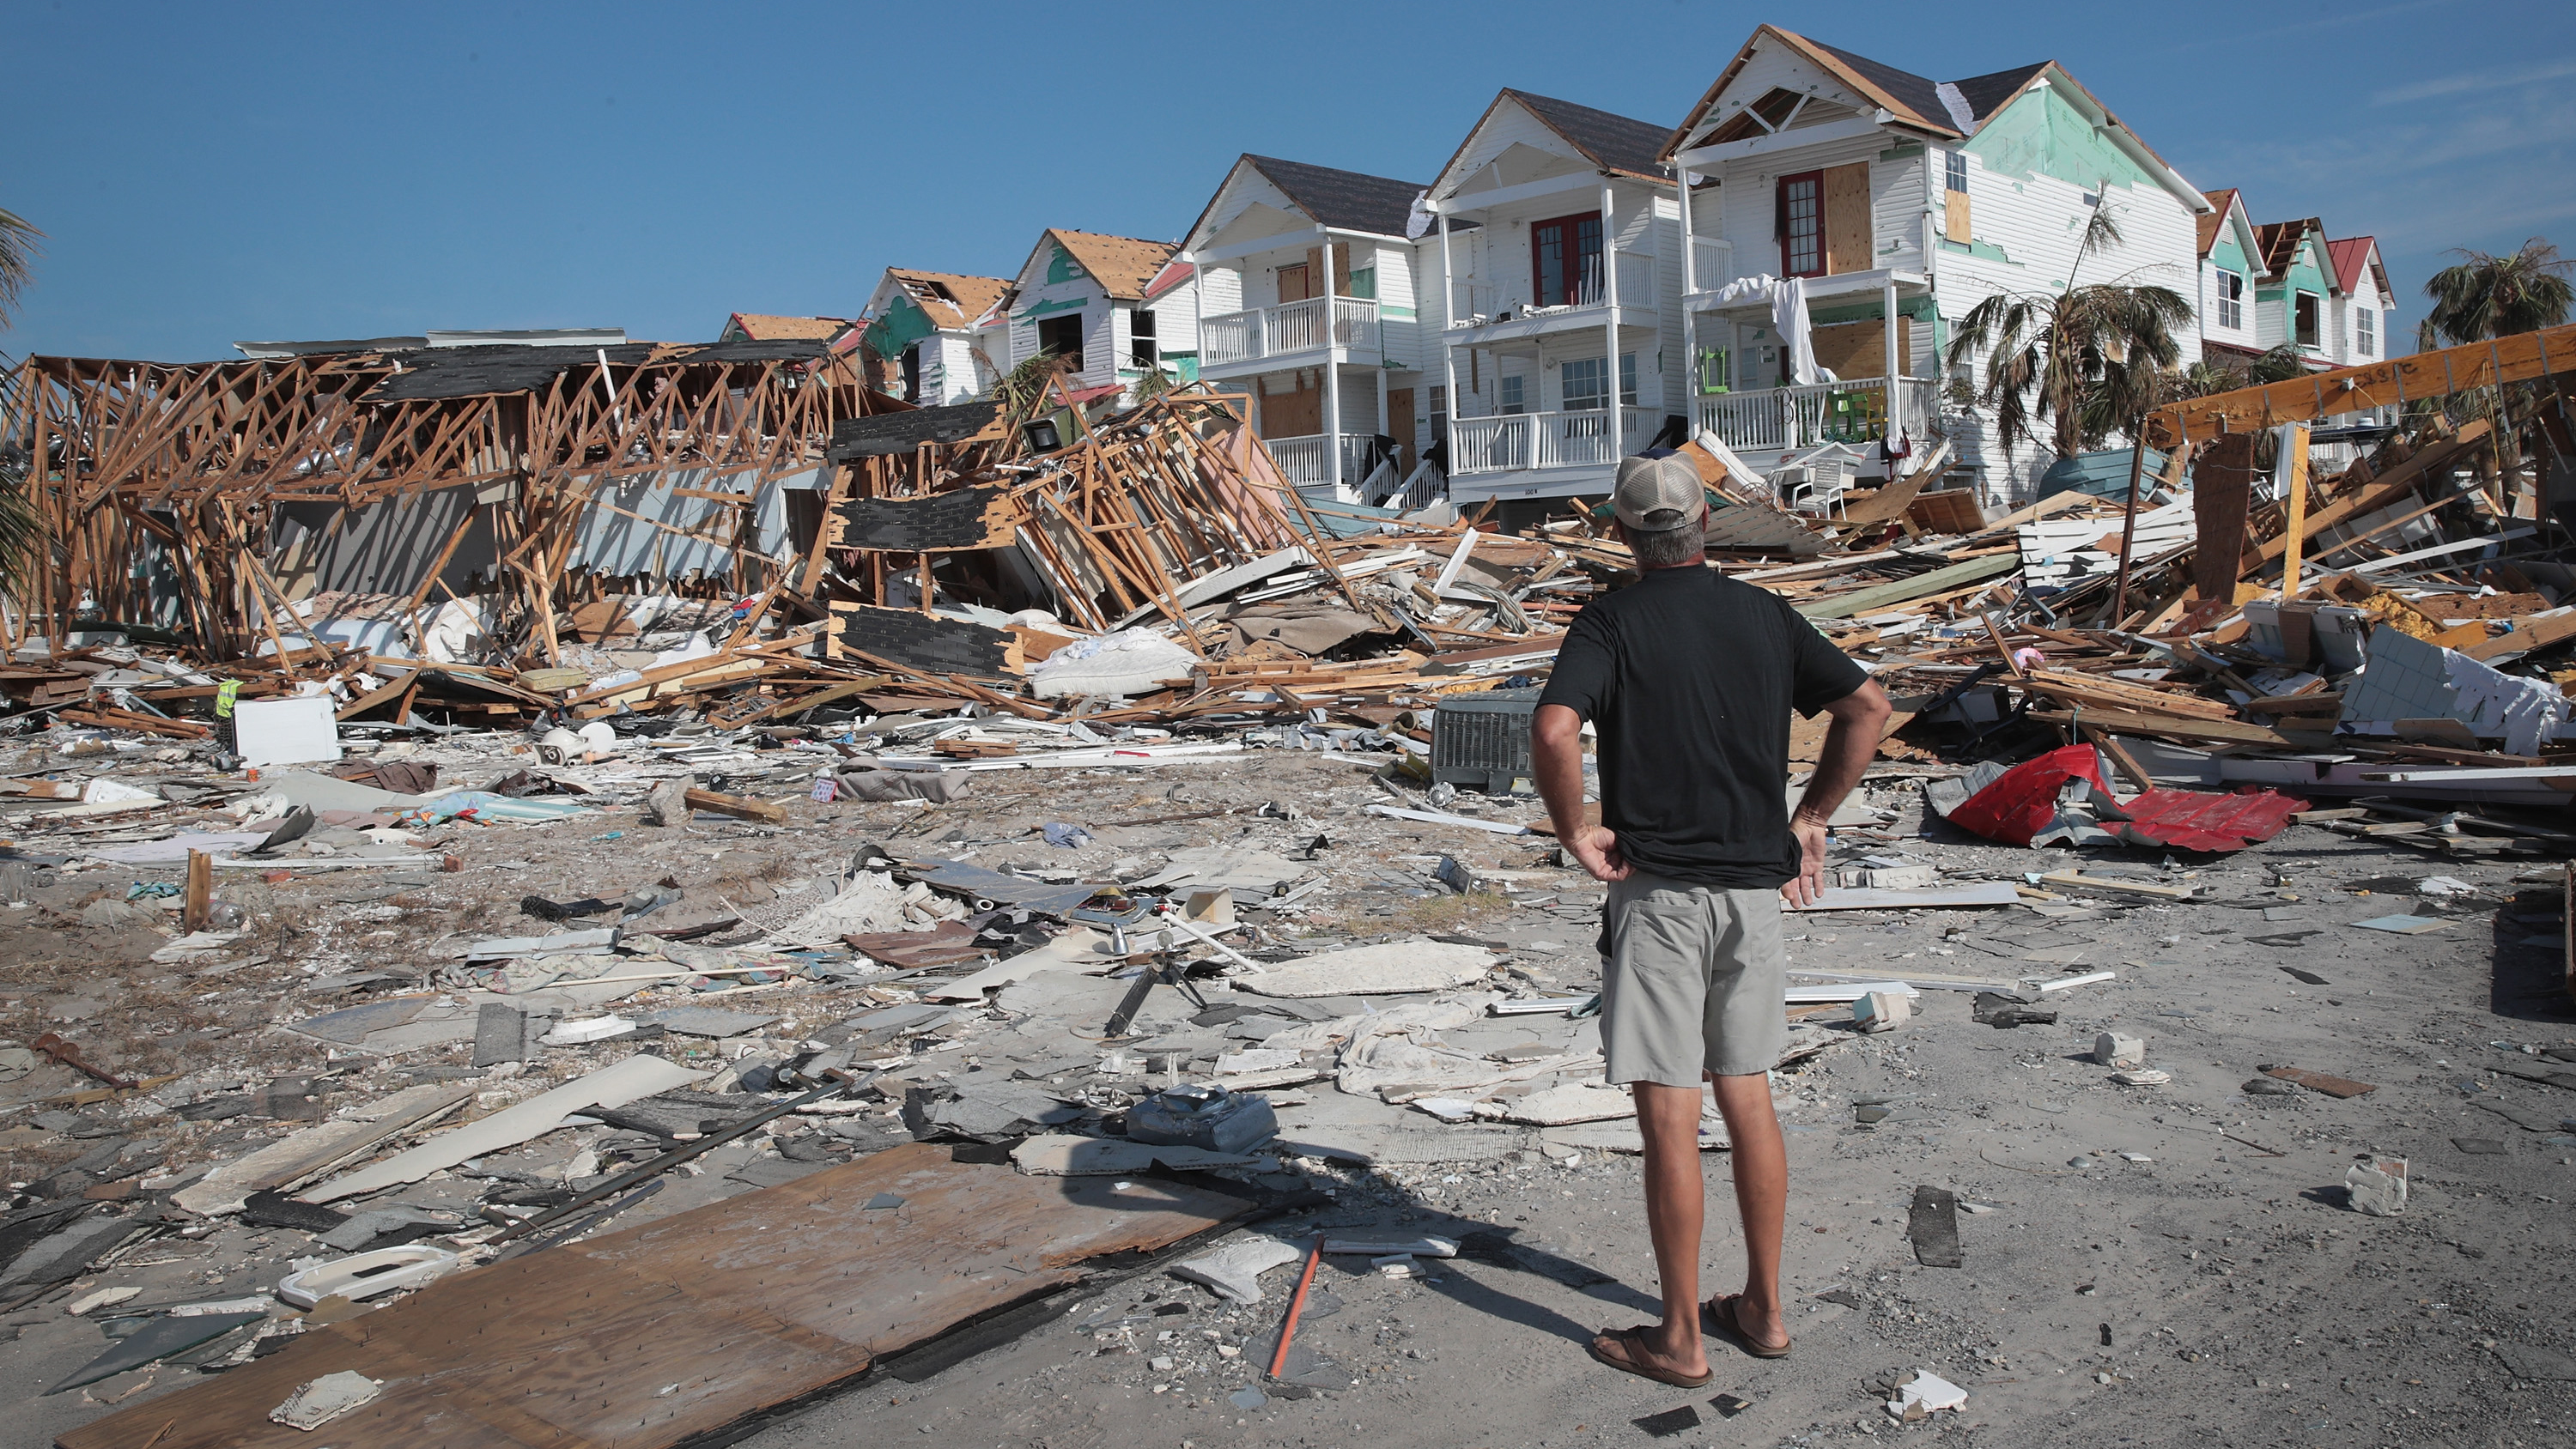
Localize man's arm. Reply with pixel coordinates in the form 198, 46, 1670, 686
1533, 702, 1627, 882
1781, 679, 1893, 906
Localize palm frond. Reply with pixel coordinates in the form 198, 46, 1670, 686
0, 207, 43, 332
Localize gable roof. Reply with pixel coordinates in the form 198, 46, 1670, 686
1664, 26, 1964, 159
2325, 237, 2386, 299
2255, 219, 2326, 282
1504, 89, 1674, 180
1032, 228, 1180, 300
1244, 155, 1425, 237
724, 313, 850, 342
881, 270, 1010, 331
1805, 37, 1953, 132
2196, 189, 2239, 258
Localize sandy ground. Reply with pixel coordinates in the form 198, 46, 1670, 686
5, 747, 2576, 1448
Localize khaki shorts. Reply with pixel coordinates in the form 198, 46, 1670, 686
1596, 871, 1787, 1085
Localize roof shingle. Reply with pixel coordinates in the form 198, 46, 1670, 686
1242, 155, 1425, 238
1503, 89, 1674, 179
884, 270, 1010, 330
1044, 230, 1181, 300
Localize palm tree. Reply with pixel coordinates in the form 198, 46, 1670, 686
2421, 239, 2573, 349
0, 206, 44, 606
1942, 203, 2193, 460
2246, 344, 2309, 385
0, 206, 39, 331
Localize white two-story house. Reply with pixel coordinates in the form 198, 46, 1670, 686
2195, 189, 2271, 372
2326, 235, 2395, 367
1181, 154, 1432, 500
1662, 26, 2214, 504
1424, 89, 1686, 512
994, 228, 1197, 402
854, 269, 1010, 405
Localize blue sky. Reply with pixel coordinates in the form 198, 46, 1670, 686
4, 0, 2569, 361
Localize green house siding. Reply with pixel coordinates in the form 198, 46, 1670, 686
1046, 246, 1084, 286
2209, 232, 2251, 278
862, 296, 938, 366
2257, 239, 2329, 305
1963, 84, 2158, 195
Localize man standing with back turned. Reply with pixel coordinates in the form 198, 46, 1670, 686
1533, 453, 1891, 1387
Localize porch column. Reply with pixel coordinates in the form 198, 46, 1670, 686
1677, 165, 1698, 447
1881, 275, 1902, 470
1881, 276, 1900, 385
1439, 211, 1459, 474
1375, 366, 1389, 496
1187, 251, 1203, 392
1601, 179, 1621, 455
1323, 238, 1342, 497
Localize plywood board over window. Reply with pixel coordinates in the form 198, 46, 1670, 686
1258, 373, 1321, 438
1810, 315, 1913, 381
1822, 162, 1872, 276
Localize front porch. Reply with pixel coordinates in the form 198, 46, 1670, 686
1443, 405, 1662, 504
1696, 374, 1937, 465
1444, 249, 1656, 348
1199, 297, 1380, 379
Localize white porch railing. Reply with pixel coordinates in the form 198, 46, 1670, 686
1446, 250, 1655, 327
1449, 407, 1659, 476
1695, 376, 1934, 454
1265, 432, 1379, 490
1200, 296, 1381, 367
1690, 237, 1735, 292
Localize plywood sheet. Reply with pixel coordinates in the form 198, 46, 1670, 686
1822, 162, 1873, 276
59, 1143, 1249, 1449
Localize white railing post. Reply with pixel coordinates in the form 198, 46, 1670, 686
1679, 166, 1697, 427
1439, 209, 1459, 476
1601, 180, 1620, 458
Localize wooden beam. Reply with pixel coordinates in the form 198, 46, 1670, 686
2148, 322, 2576, 447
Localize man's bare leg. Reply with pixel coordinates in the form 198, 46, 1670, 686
1706, 1071, 1789, 1348
1621, 1081, 1714, 1377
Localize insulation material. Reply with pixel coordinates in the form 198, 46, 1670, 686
1028, 628, 1200, 699
2342, 624, 2574, 755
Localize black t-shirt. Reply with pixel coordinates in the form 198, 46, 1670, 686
1538, 564, 1869, 888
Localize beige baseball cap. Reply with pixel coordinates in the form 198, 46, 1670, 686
1611, 453, 1705, 533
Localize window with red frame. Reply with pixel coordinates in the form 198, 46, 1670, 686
1777, 170, 1824, 277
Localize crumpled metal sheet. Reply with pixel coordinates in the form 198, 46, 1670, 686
2104, 786, 2307, 852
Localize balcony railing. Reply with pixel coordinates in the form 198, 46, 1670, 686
1446, 250, 1655, 328
1689, 236, 1735, 292
1694, 376, 1933, 454
1265, 432, 1380, 491
1201, 296, 1380, 367
1449, 406, 1659, 476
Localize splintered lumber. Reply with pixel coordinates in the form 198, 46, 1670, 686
2149, 322, 2576, 446
63, 1143, 1247, 1449
683, 788, 787, 824
2015, 669, 2237, 721
56, 705, 210, 738
2028, 708, 2293, 749
2246, 419, 2492, 571
2037, 870, 2196, 900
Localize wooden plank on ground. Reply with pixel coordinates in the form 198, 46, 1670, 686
1790, 553, 2020, 619
65, 1143, 1248, 1449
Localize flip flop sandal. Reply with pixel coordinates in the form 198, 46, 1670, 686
1584, 1325, 1716, 1388
1702, 1294, 1792, 1358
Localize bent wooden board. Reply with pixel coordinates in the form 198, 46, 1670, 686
59, 1143, 1247, 1449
